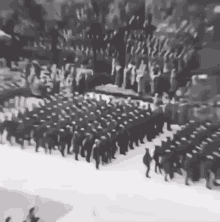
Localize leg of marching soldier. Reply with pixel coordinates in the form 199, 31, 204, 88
112, 142, 117, 159
59, 142, 65, 157
146, 163, 151, 178
67, 137, 72, 154
48, 140, 53, 155
96, 153, 100, 169
86, 145, 93, 163
93, 147, 100, 169
74, 143, 80, 160
35, 139, 40, 152
81, 144, 86, 158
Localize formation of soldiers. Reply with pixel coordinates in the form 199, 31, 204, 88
0, 91, 173, 170
143, 119, 220, 190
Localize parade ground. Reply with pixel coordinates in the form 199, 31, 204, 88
0, 96, 220, 222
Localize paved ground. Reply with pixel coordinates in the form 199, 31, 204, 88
0, 124, 220, 222
0, 94, 220, 222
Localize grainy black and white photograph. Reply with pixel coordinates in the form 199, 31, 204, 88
0, 0, 220, 221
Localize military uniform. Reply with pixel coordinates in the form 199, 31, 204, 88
93, 139, 101, 170
83, 132, 95, 163
143, 148, 152, 178
73, 130, 81, 160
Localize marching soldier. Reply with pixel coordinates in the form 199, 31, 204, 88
83, 132, 96, 163
58, 125, 73, 157
72, 130, 81, 161
45, 124, 60, 154
33, 123, 49, 153
117, 124, 128, 155
93, 138, 101, 170
143, 148, 152, 178
160, 149, 175, 182
110, 129, 118, 159
184, 148, 201, 186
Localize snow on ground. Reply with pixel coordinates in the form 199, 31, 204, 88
0, 126, 220, 222
0, 94, 220, 221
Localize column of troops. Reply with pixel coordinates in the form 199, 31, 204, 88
0, 91, 171, 170
144, 119, 220, 190
1, 88, 220, 190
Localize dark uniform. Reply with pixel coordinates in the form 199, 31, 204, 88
83, 132, 95, 163
143, 148, 152, 178
93, 139, 101, 169
72, 130, 81, 160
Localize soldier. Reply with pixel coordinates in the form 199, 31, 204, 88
117, 124, 128, 155
129, 117, 140, 146
72, 130, 81, 161
83, 132, 96, 163
45, 124, 59, 154
93, 138, 101, 170
160, 149, 175, 182
4, 118, 21, 146
105, 132, 114, 163
126, 117, 135, 150
78, 128, 87, 158
143, 148, 152, 178
184, 149, 201, 186
99, 136, 109, 165
33, 123, 48, 153
59, 125, 73, 157
110, 129, 118, 159
153, 144, 164, 174
204, 151, 220, 190
15, 117, 35, 148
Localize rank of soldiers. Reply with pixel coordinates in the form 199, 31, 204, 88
143, 119, 220, 190
0, 91, 170, 170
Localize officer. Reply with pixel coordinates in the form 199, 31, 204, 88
143, 148, 152, 178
